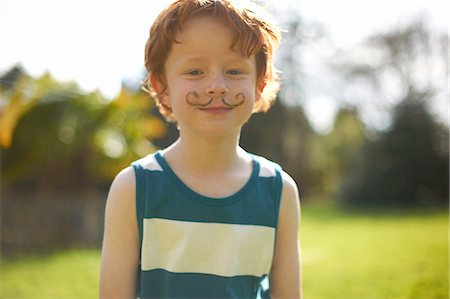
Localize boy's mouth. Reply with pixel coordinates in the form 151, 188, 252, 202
199, 106, 233, 114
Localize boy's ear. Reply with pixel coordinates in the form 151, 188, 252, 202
259, 81, 266, 93
150, 73, 171, 107
255, 81, 266, 101
149, 74, 161, 94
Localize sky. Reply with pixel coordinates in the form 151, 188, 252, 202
0, 0, 448, 132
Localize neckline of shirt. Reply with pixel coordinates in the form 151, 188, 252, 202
154, 150, 260, 206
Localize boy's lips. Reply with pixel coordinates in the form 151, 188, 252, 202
199, 106, 233, 114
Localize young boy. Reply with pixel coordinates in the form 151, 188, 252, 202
99, 0, 301, 298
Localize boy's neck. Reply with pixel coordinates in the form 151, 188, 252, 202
162, 132, 248, 174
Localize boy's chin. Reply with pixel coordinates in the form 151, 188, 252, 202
179, 122, 245, 137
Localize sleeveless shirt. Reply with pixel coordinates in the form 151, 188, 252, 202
131, 151, 283, 299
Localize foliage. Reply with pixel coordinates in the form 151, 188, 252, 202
333, 17, 447, 130
340, 101, 449, 207
334, 17, 449, 208
91, 87, 166, 184
307, 108, 366, 199
0, 66, 81, 149
0, 65, 165, 192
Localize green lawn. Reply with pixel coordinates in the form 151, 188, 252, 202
1, 250, 100, 298
301, 205, 448, 299
1, 205, 448, 299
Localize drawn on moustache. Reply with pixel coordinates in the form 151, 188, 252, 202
185, 91, 245, 107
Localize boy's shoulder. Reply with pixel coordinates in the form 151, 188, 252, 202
107, 153, 162, 203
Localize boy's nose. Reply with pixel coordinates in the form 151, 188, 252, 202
205, 77, 229, 97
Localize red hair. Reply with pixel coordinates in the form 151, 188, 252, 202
142, 0, 281, 122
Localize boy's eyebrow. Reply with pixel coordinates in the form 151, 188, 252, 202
181, 57, 206, 64
180, 56, 253, 66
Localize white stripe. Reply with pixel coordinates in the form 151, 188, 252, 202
257, 157, 277, 177
141, 218, 275, 277
134, 154, 163, 171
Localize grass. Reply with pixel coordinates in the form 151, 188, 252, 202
301, 204, 448, 299
1, 250, 101, 298
1, 204, 448, 299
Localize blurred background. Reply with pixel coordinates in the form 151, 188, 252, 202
1, 0, 448, 298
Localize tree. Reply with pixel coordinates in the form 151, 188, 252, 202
336, 17, 448, 208
1, 66, 165, 193
340, 100, 448, 207
0, 66, 167, 253
307, 108, 366, 200
333, 16, 447, 131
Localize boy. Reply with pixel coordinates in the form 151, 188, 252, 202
99, 0, 301, 298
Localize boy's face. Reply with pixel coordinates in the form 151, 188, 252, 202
156, 15, 261, 136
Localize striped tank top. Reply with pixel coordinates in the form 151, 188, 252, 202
131, 150, 283, 299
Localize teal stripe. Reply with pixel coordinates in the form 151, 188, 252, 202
131, 163, 145, 249
137, 169, 279, 227
138, 268, 266, 299
271, 166, 283, 272
132, 162, 147, 296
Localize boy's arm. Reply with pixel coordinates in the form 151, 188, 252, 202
99, 167, 140, 299
269, 172, 302, 299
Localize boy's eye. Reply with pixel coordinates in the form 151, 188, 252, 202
187, 69, 203, 75
227, 69, 242, 75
